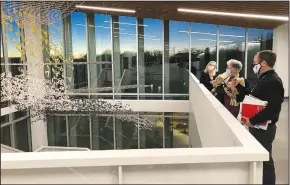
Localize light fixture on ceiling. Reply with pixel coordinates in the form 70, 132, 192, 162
76, 5, 135, 13
178, 31, 244, 38
177, 8, 289, 21
104, 21, 148, 27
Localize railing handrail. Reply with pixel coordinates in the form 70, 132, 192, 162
1, 147, 267, 170
1, 144, 24, 153
34, 146, 90, 152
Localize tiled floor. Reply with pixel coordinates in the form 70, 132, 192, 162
273, 99, 288, 184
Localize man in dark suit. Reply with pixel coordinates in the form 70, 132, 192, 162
242, 50, 284, 185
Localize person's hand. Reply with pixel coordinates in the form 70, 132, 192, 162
231, 79, 239, 87
224, 87, 229, 93
210, 80, 216, 85
242, 116, 254, 128
224, 87, 236, 99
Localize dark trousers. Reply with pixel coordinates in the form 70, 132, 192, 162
249, 125, 277, 185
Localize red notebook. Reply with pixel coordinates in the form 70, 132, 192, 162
241, 103, 266, 124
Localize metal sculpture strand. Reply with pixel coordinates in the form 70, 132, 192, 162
0, 71, 153, 129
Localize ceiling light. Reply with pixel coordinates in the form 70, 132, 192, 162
179, 31, 244, 38
76, 5, 135, 13
104, 21, 148, 27
178, 8, 288, 21
197, 39, 234, 43
220, 34, 244, 38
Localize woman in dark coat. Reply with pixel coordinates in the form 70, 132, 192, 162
214, 59, 250, 118
200, 61, 219, 91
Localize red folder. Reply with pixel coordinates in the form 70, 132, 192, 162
241, 103, 266, 124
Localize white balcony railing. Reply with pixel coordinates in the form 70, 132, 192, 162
1, 72, 268, 184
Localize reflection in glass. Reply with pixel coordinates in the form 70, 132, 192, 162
47, 116, 67, 147
69, 12, 88, 91
91, 14, 113, 93
13, 110, 27, 119
48, 10, 63, 61
219, 25, 245, 76
191, 23, 217, 79
1, 35, 5, 74
69, 116, 90, 149
167, 21, 189, 94
165, 113, 189, 148
164, 94, 189, 100
46, 10, 64, 80
139, 95, 163, 100
14, 118, 30, 151
91, 115, 114, 150
139, 112, 163, 149
115, 118, 138, 149
112, 16, 138, 97
138, 18, 163, 95
0, 115, 11, 146
114, 95, 138, 100
6, 19, 23, 75
247, 29, 273, 87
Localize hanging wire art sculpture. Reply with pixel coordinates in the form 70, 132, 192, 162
0, 1, 155, 130
0, 70, 153, 129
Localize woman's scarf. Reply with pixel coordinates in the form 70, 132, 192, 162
225, 74, 245, 106
211, 73, 245, 106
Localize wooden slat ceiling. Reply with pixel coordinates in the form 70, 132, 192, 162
76, 1, 289, 29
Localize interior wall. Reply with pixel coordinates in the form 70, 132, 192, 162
273, 23, 289, 97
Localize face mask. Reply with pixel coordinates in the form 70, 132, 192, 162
253, 64, 261, 74
225, 69, 232, 76
208, 66, 215, 71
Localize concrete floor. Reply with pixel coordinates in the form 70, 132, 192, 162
273, 99, 288, 184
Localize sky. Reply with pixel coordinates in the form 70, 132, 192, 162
5, 12, 273, 58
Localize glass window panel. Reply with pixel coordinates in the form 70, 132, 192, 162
139, 18, 163, 95
0, 101, 9, 109
1, 126, 11, 146
6, 19, 24, 75
46, 10, 64, 82
67, 63, 88, 92
164, 94, 189, 100
164, 112, 189, 148
0, 115, 11, 146
47, 115, 67, 147
139, 112, 163, 149
91, 14, 113, 93
44, 64, 64, 80
0, 115, 9, 125
92, 115, 114, 150
48, 10, 63, 62
114, 95, 137, 100
91, 95, 113, 99
90, 63, 113, 93
14, 118, 30, 151
139, 95, 163, 100
167, 21, 189, 94
115, 118, 138, 149
114, 16, 138, 96
95, 14, 112, 62
1, 35, 4, 69
247, 29, 273, 87
191, 23, 217, 79
13, 110, 27, 119
219, 25, 246, 76
70, 12, 88, 91
69, 116, 90, 149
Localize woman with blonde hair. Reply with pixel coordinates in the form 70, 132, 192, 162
200, 61, 219, 91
